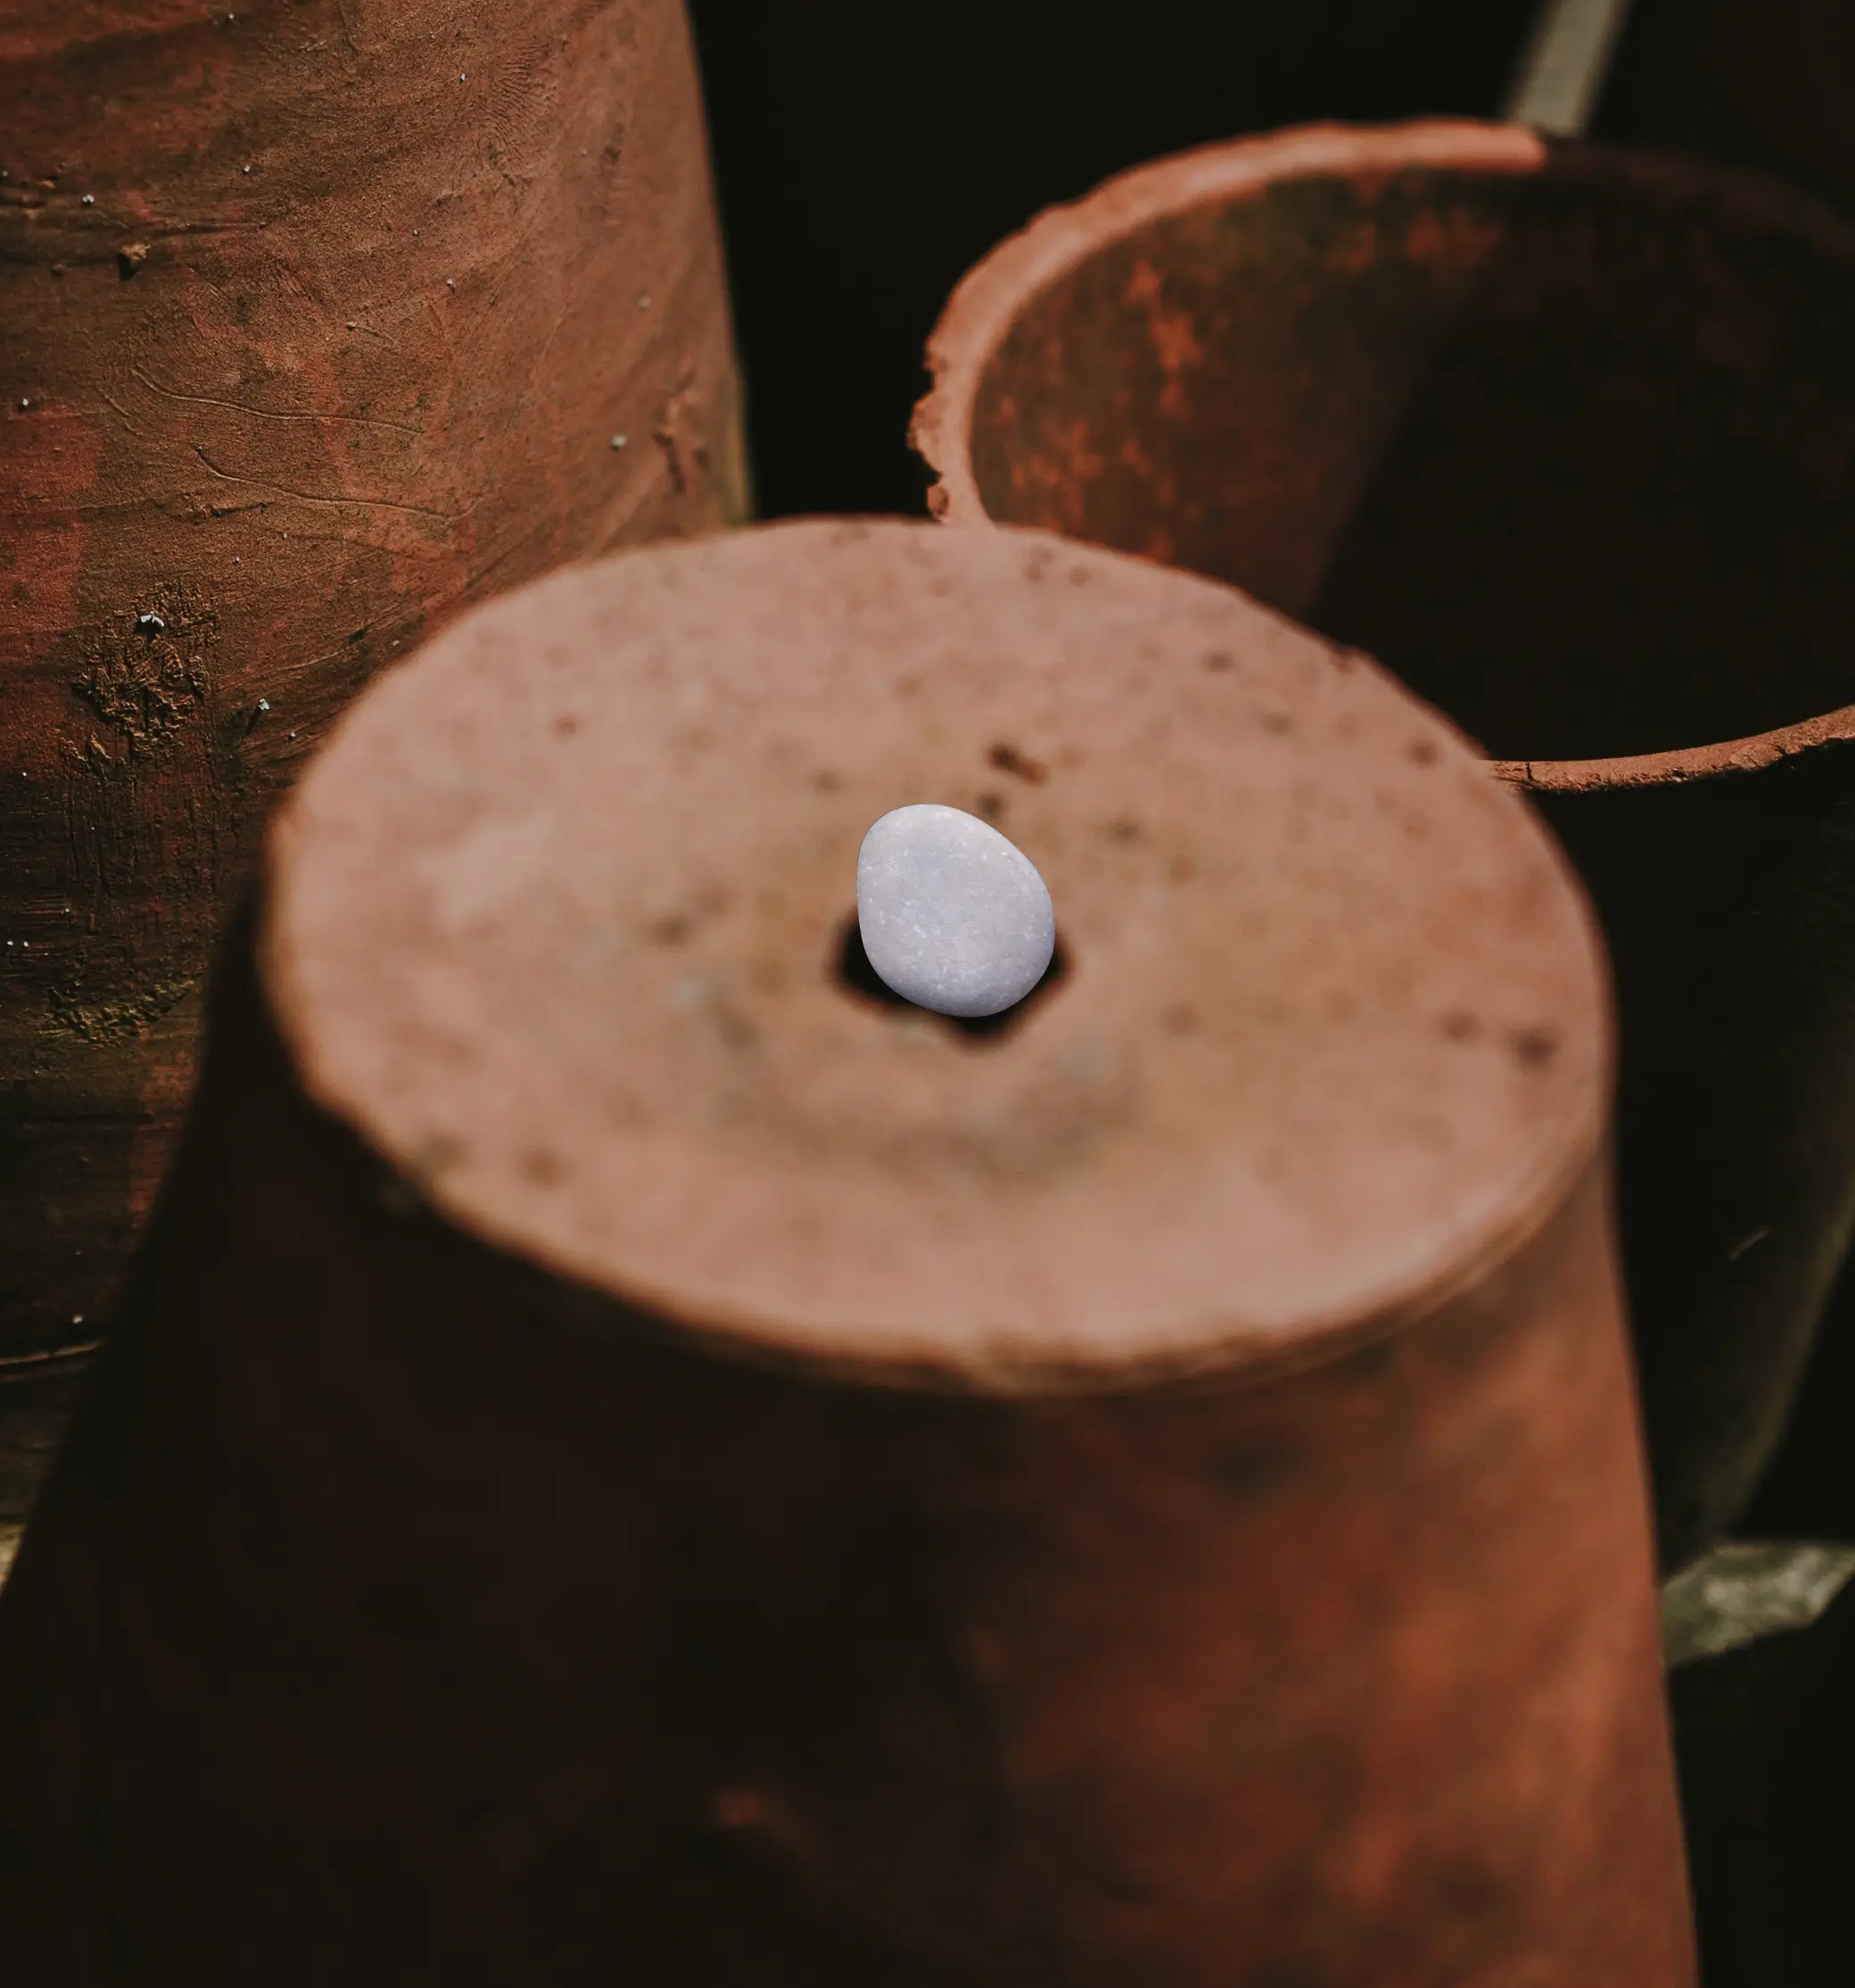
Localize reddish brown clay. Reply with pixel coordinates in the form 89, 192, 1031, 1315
0, 0, 748, 1547
0, 522, 1691, 1984
914, 120, 1855, 1570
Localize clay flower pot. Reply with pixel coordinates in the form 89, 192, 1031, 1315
687, 0, 1541, 515
0, 0, 747, 1555
0, 521, 1691, 1983
913, 119, 1855, 1571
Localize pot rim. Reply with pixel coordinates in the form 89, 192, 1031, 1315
911, 118, 1855, 796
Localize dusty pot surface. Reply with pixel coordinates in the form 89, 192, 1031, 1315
914, 119, 1855, 1570
0, 0, 747, 1543
0, 521, 1691, 1984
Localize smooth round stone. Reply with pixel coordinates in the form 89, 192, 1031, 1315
856, 804, 1057, 1019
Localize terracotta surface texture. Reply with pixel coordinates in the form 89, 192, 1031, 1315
914, 119, 1855, 1569
0, 0, 748, 1538
0, 522, 1692, 1984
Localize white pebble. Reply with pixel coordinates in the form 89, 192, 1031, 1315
856, 804, 1055, 1019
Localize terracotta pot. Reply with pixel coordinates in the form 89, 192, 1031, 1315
913, 119, 1855, 1571
1593, 0, 1855, 217
0, 0, 748, 1553
686, 0, 1541, 516
0, 521, 1691, 1983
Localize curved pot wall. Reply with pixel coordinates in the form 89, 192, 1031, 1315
915, 120, 1855, 1568
0, 0, 747, 1544
0, 521, 1689, 1984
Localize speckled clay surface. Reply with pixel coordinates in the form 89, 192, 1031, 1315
914, 119, 1855, 1568
268, 520, 1608, 1385
0, 0, 746, 1533
0, 523, 1689, 1984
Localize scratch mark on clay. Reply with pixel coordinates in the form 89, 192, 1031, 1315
191, 448, 460, 524
135, 367, 421, 435
464, 508, 552, 594
424, 296, 462, 399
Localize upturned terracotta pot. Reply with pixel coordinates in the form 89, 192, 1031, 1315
686, 0, 1541, 515
0, 0, 747, 1554
0, 521, 1692, 1984
913, 119, 1855, 1571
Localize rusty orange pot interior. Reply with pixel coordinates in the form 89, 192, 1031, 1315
920, 124, 1855, 768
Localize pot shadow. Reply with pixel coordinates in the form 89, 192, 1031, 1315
832, 915, 1068, 1044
